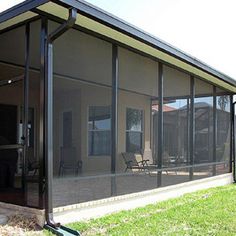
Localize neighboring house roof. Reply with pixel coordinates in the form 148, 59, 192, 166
152, 104, 176, 112
0, 0, 235, 92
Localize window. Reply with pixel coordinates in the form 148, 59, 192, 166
163, 98, 189, 165
88, 106, 111, 156
126, 108, 143, 153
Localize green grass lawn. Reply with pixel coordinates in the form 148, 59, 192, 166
60, 184, 236, 236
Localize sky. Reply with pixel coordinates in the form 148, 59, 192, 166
1, 0, 236, 79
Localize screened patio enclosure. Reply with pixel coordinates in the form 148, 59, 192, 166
0, 0, 235, 216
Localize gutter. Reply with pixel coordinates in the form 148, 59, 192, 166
43, 7, 80, 236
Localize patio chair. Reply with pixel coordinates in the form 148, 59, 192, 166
122, 152, 149, 173
142, 149, 176, 175
141, 149, 158, 175
142, 149, 154, 164
163, 151, 177, 175
59, 147, 82, 176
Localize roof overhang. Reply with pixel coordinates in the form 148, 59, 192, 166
0, 0, 235, 92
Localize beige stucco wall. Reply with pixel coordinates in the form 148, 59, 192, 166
53, 77, 152, 175
195, 77, 213, 95
118, 47, 158, 97
0, 26, 25, 65
52, 21, 112, 87
53, 79, 112, 174
117, 90, 151, 172
0, 20, 41, 69
163, 65, 190, 97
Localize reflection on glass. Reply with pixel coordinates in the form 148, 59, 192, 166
88, 106, 111, 130
194, 96, 213, 164
163, 98, 189, 167
216, 95, 230, 163
88, 106, 111, 156
126, 108, 143, 153
126, 108, 143, 131
151, 101, 158, 163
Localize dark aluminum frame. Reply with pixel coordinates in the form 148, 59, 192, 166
22, 22, 30, 204
213, 86, 217, 175
157, 62, 163, 187
39, 16, 48, 209
230, 95, 234, 173
111, 44, 118, 195
233, 101, 236, 182
189, 76, 195, 180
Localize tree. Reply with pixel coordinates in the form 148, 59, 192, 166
218, 96, 229, 111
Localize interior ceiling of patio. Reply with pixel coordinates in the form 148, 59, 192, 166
0, 0, 235, 93
0, 64, 39, 89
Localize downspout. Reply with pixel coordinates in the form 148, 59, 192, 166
45, 7, 77, 227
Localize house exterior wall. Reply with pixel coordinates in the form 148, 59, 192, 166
0, 26, 25, 65
0, 21, 41, 69
51, 21, 112, 87
118, 47, 158, 97
163, 65, 190, 97
53, 78, 151, 174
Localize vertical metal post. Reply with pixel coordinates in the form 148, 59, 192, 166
189, 76, 195, 180
230, 95, 234, 173
150, 100, 153, 150
232, 101, 236, 182
45, 42, 54, 222
157, 62, 163, 187
39, 17, 47, 209
186, 98, 190, 164
213, 86, 217, 175
23, 22, 30, 204
207, 107, 210, 162
111, 44, 118, 196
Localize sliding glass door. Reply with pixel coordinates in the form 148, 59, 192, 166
0, 70, 26, 205
0, 65, 40, 207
